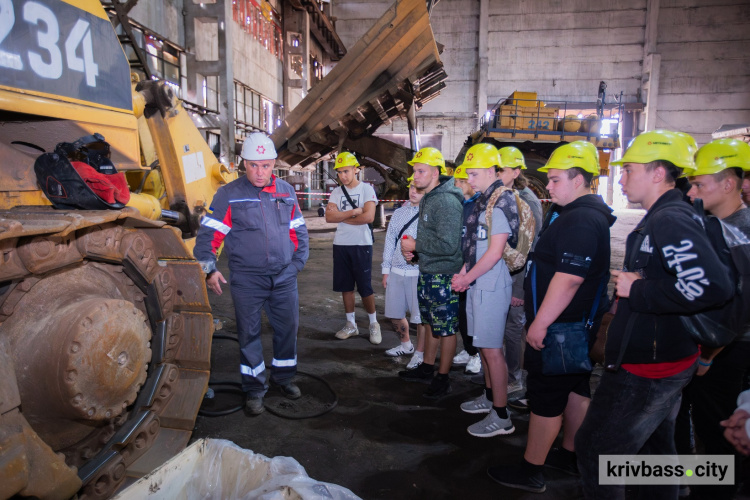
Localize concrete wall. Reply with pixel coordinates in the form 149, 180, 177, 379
129, 0, 185, 45
231, 30, 284, 103
334, 0, 750, 160
654, 0, 750, 145
486, 0, 647, 105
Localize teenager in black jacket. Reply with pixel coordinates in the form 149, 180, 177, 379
576, 130, 732, 500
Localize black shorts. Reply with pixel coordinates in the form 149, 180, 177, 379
332, 244, 374, 297
524, 346, 592, 418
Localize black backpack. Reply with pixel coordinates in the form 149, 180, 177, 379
680, 199, 750, 347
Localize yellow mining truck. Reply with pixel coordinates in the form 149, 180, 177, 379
462, 86, 623, 200
0, 1, 233, 498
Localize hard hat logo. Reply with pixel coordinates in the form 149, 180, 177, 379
241, 132, 277, 160
407, 147, 445, 173
467, 153, 474, 161
334, 152, 359, 169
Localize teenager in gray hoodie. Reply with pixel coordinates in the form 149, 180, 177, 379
399, 147, 464, 399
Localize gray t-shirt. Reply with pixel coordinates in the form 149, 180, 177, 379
472, 207, 513, 291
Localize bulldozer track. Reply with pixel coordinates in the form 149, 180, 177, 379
0, 209, 212, 499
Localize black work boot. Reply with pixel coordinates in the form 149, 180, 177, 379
399, 362, 435, 383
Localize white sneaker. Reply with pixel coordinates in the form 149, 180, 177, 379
507, 380, 524, 395
335, 322, 358, 340
369, 323, 382, 344
467, 409, 515, 437
406, 351, 424, 369
453, 349, 470, 366
385, 343, 415, 357
460, 393, 492, 414
465, 353, 482, 374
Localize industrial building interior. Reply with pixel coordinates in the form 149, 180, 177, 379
0, 0, 749, 499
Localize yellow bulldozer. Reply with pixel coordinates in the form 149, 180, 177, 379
0, 0, 446, 497
0, 1, 233, 498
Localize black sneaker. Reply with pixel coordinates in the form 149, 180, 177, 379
423, 376, 451, 399
399, 364, 434, 383
545, 448, 579, 476
508, 397, 529, 413
487, 464, 546, 493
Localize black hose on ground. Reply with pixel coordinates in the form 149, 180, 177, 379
199, 334, 338, 419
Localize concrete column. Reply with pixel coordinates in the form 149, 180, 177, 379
283, 5, 309, 111
640, 0, 660, 133
184, 0, 234, 162
477, 0, 488, 128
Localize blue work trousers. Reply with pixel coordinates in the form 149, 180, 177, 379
575, 362, 696, 500
230, 267, 299, 397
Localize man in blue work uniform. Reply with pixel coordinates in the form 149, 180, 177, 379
194, 132, 309, 415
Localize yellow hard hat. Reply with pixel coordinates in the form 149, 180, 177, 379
538, 141, 600, 174
461, 143, 501, 170
498, 146, 526, 169
453, 165, 468, 180
693, 139, 750, 176
610, 130, 696, 172
334, 151, 360, 169
407, 175, 415, 187
408, 147, 446, 174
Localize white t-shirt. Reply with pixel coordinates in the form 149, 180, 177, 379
329, 181, 379, 246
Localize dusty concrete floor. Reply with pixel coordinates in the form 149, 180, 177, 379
191, 209, 644, 499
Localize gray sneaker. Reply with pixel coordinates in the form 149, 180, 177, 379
335, 322, 358, 339
460, 393, 491, 414
245, 396, 264, 415
467, 409, 515, 437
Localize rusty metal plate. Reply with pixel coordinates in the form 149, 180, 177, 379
137, 227, 192, 260
17, 234, 83, 274
0, 337, 21, 414
76, 225, 126, 263
123, 428, 191, 478
166, 312, 213, 371
162, 261, 211, 313
0, 409, 81, 500
154, 368, 210, 431
0, 238, 29, 281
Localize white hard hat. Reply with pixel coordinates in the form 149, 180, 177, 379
241, 132, 277, 160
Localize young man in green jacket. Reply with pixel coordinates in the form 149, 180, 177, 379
399, 147, 464, 398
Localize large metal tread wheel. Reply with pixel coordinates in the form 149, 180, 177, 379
0, 208, 213, 500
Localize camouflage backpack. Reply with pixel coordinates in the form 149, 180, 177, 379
485, 186, 536, 272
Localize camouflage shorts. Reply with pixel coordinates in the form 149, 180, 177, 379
418, 273, 458, 337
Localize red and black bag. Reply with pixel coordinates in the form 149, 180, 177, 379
34, 133, 130, 210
